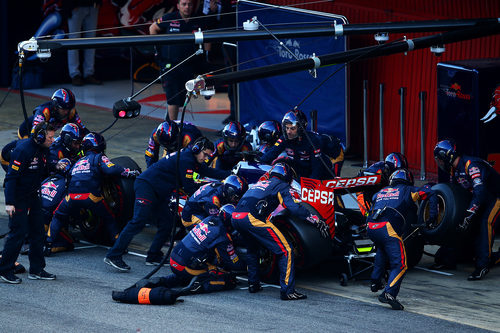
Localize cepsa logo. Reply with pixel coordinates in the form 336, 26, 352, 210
323, 175, 380, 189
301, 187, 335, 205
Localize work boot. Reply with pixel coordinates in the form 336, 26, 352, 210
83, 75, 102, 85
72, 75, 83, 86
280, 290, 307, 301
467, 267, 489, 281
378, 292, 404, 310
248, 283, 263, 293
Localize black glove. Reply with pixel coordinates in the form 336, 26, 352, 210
458, 211, 476, 232
316, 219, 330, 239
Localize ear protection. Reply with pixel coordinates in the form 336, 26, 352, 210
33, 122, 48, 145
192, 137, 211, 154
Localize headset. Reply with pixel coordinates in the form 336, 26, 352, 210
33, 122, 49, 145
191, 136, 213, 154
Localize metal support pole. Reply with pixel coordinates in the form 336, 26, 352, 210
379, 83, 385, 161
310, 110, 318, 132
399, 87, 406, 155
363, 80, 368, 168
419, 91, 427, 180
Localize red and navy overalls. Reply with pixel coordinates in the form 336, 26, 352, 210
162, 215, 245, 292
106, 148, 230, 261
144, 121, 201, 168
260, 132, 323, 179
232, 177, 316, 295
181, 182, 224, 230
210, 138, 252, 171
47, 151, 127, 245
18, 102, 88, 139
367, 184, 436, 298
451, 155, 500, 269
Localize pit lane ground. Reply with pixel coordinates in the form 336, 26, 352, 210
0, 88, 499, 332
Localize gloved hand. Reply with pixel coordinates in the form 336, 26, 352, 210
315, 219, 330, 239
5, 205, 15, 217
458, 210, 476, 232
121, 168, 141, 178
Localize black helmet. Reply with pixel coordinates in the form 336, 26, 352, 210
269, 162, 296, 184
218, 203, 235, 231
52, 88, 76, 110
434, 139, 458, 172
282, 109, 307, 140
60, 123, 81, 152
321, 134, 342, 158
258, 120, 282, 145
384, 152, 408, 174
222, 175, 248, 204
155, 121, 179, 150
222, 121, 246, 152
82, 132, 106, 153
389, 169, 414, 186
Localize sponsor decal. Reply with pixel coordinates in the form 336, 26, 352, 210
322, 175, 381, 189
440, 82, 472, 100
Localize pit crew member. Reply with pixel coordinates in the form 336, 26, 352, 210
210, 121, 252, 171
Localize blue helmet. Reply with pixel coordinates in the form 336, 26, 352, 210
60, 123, 81, 152
269, 162, 296, 183
433, 139, 458, 172
384, 152, 408, 174
222, 175, 248, 204
155, 121, 179, 150
258, 120, 282, 145
52, 88, 76, 110
82, 132, 106, 153
218, 204, 236, 231
389, 169, 414, 186
282, 109, 307, 139
321, 134, 342, 158
222, 121, 246, 152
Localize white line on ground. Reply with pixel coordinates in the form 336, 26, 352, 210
414, 266, 454, 276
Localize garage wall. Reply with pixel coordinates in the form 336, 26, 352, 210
266, 0, 500, 178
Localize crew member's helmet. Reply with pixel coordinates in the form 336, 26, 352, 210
222, 121, 246, 152
155, 121, 179, 150
257, 120, 282, 145
52, 88, 76, 111
384, 152, 408, 174
82, 132, 106, 153
433, 139, 458, 172
269, 162, 296, 184
222, 175, 248, 204
282, 109, 307, 140
218, 204, 236, 231
321, 134, 342, 158
389, 168, 414, 186
60, 123, 81, 152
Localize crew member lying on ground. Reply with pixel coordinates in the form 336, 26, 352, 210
112, 204, 245, 305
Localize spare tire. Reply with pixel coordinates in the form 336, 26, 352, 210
417, 183, 471, 246
77, 156, 139, 245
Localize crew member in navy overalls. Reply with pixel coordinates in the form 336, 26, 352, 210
356, 152, 408, 216
145, 120, 202, 168
40, 158, 74, 255
18, 88, 89, 139
260, 110, 323, 179
181, 174, 247, 230
434, 139, 500, 280
319, 133, 344, 178
47, 123, 82, 171
46, 132, 139, 255
105, 137, 230, 271
0, 122, 57, 284
232, 163, 329, 300
210, 121, 252, 171
256, 120, 282, 155
367, 169, 437, 310
112, 204, 245, 304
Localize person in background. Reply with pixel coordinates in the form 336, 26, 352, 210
64, 0, 102, 86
